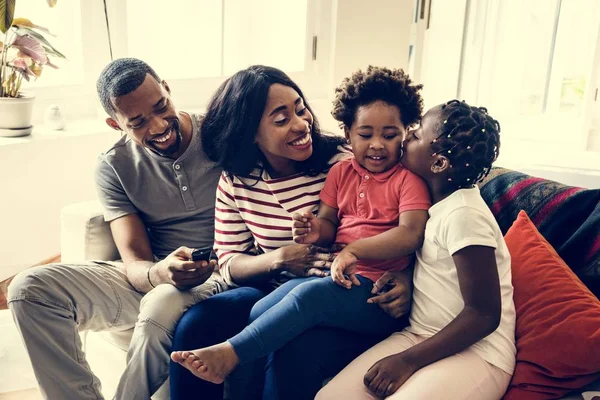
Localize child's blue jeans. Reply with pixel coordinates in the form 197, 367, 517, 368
229, 275, 404, 364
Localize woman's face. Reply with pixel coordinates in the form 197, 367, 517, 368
255, 83, 314, 175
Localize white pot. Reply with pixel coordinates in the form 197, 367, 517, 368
0, 92, 35, 137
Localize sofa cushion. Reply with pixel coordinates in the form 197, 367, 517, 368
503, 211, 600, 400
479, 167, 600, 296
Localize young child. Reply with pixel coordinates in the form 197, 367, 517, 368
171, 66, 431, 385
316, 100, 516, 400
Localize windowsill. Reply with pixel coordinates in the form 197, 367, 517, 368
0, 108, 209, 148
498, 139, 600, 174
0, 118, 112, 147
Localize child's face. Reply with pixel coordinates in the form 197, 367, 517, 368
402, 105, 443, 178
346, 101, 405, 173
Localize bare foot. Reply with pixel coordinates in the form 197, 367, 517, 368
170, 342, 239, 384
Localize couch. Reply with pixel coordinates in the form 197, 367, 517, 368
59, 167, 600, 400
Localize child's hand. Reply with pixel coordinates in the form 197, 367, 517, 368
364, 353, 417, 397
331, 250, 360, 289
292, 212, 320, 244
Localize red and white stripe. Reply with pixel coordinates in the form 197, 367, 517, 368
214, 171, 327, 267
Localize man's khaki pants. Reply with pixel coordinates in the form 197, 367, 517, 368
7, 261, 228, 400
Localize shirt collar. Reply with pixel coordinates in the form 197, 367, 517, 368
350, 158, 401, 182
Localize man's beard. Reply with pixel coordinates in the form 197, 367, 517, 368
148, 120, 183, 157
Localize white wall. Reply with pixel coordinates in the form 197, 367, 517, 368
331, 0, 413, 92
0, 1, 417, 272
0, 128, 118, 270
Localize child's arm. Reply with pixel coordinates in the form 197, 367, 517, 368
331, 210, 427, 289
292, 203, 339, 247
345, 210, 428, 260
363, 245, 502, 397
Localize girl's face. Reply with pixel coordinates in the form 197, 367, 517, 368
346, 101, 405, 174
255, 83, 314, 175
402, 105, 443, 178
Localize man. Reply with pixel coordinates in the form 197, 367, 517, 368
8, 58, 226, 399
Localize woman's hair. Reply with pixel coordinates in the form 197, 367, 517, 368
430, 100, 501, 188
201, 65, 345, 178
331, 66, 423, 129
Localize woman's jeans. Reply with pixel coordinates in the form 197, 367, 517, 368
170, 278, 407, 400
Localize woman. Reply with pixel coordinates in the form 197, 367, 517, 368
169, 65, 413, 400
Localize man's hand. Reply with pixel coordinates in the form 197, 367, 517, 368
292, 212, 321, 244
367, 269, 413, 318
331, 249, 360, 289
275, 244, 343, 278
363, 353, 416, 397
154, 246, 215, 289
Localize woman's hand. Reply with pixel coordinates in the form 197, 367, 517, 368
363, 353, 417, 397
292, 212, 321, 244
367, 269, 413, 318
275, 244, 340, 277
331, 249, 361, 289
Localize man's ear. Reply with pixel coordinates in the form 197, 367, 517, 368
431, 155, 451, 174
162, 80, 171, 94
106, 118, 122, 131
344, 126, 351, 144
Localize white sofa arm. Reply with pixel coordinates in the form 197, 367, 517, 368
60, 200, 119, 262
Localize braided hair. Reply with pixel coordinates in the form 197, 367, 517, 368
430, 100, 500, 189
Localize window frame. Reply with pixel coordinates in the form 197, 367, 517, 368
27, 0, 332, 122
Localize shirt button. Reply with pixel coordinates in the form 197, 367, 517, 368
175, 164, 181, 170
365, 175, 370, 180
359, 192, 364, 198
182, 186, 188, 191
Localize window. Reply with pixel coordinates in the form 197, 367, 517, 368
459, 0, 600, 148
16, 0, 84, 87
23, 0, 329, 122
420, 0, 600, 169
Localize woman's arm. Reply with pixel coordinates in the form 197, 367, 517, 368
363, 245, 501, 396
227, 244, 330, 285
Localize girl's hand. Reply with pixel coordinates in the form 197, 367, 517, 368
292, 212, 321, 244
331, 249, 360, 289
363, 353, 417, 398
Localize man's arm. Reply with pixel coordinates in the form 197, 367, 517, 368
343, 210, 428, 260
110, 214, 214, 293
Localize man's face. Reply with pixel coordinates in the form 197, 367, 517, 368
108, 74, 182, 157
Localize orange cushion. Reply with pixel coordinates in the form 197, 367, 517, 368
503, 211, 600, 400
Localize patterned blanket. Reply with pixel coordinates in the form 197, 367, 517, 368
478, 167, 600, 296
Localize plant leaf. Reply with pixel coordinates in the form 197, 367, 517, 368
12, 18, 53, 35
17, 27, 64, 58
42, 45, 66, 60
0, 0, 16, 33
12, 34, 47, 64
47, 0, 57, 7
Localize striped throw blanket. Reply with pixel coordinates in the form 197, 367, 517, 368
478, 167, 600, 296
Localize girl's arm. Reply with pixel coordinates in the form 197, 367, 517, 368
363, 245, 501, 396
342, 210, 428, 260
401, 245, 501, 367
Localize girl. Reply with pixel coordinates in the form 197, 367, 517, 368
171, 66, 431, 389
317, 100, 516, 400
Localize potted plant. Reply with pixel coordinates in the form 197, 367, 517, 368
0, 0, 65, 137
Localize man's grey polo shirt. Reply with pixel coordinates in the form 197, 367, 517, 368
95, 113, 222, 259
